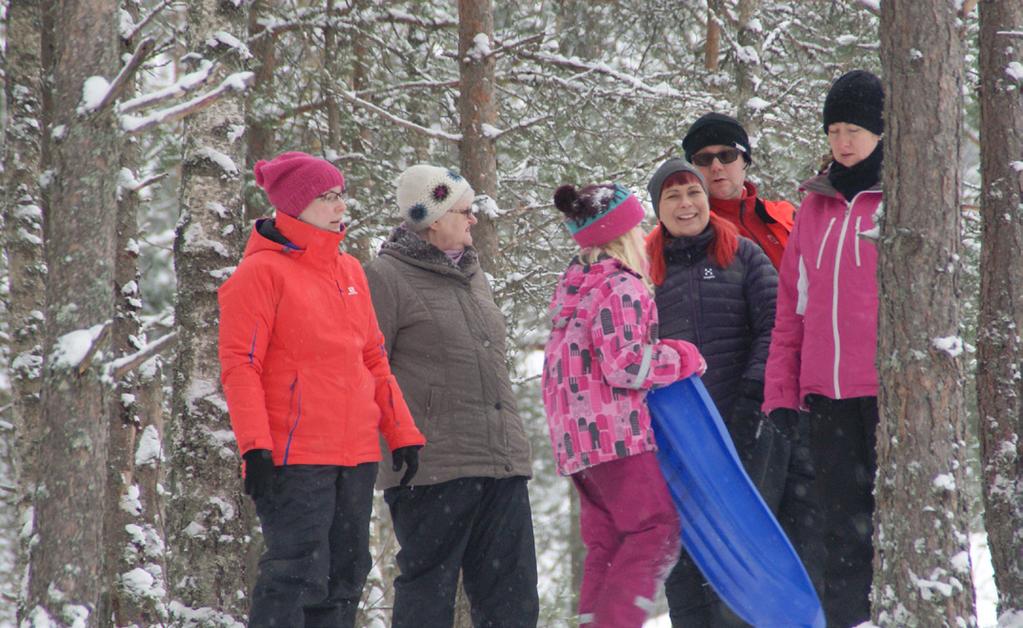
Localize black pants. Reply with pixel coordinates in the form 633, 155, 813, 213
249, 463, 377, 628
385, 476, 539, 628
807, 395, 878, 628
664, 415, 825, 627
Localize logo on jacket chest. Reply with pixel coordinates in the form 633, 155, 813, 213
702, 267, 716, 280
346, 286, 358, 296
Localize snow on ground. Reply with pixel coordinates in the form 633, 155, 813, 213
644, 532, 999, 628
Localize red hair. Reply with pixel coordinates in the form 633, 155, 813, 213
660, 170, 702, 191
645, 214, 739, 286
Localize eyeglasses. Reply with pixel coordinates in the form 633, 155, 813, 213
448, 207, 474, 217
691, 148, 743, 167
317, 190, 347, 203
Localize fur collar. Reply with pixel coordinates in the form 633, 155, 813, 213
379, 223, 479, 276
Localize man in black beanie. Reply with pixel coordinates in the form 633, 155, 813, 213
681, 112, 794, 270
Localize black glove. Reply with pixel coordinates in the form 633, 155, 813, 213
768, 408, 800, 444
392, 445, 422, 487
243, 449, 275, 500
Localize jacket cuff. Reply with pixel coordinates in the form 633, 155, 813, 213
739, 378, 764, 402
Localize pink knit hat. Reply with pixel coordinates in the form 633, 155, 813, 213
553, 183, 646, 248
253, 151, 345, 218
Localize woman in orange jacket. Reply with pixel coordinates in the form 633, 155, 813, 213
218, 151, 425, 627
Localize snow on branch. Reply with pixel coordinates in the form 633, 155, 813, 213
382, 8, 457, 29
466, 33, 492, 62
107, 331, 178, 382
335, 90, 461, 143
513, 49, 685, 99
122, 71, 255, 134
207, 31, 252, 59
119, 60, 215, 114
490, 33, 546, 58
50, 322, 111, 375
484, 114, 552, 140
124, 0, 175, 41
849, 0, 880, 15
358, 78, 460, 98
92, 37, 158, 114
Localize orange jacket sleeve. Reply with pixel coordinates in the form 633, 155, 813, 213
218, 260, 277, 455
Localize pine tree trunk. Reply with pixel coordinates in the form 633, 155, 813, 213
1, 0, 45, 618
245, 0, 276, 222
977, 0, 1023, 615
26, 0, 121, 623
875, 1, 976, 624
343, 0, 375, 264
733, 0, 759, 126
166, 0, 253, 622
458, 0, 499, 273
704, 0, 721, 71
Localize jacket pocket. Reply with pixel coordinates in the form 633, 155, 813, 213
423, 385, 445, 438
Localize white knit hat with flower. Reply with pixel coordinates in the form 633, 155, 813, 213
396, 164, 474, 231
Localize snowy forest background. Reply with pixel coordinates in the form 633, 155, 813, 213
0, 0, 1021, 626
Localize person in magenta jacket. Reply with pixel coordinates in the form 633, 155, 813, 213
762, 70, 885, 627
543, 182, 705, 627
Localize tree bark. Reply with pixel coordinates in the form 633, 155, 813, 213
977, 0, 1023, 615
733, 0, 759, 128
458, 0, 499, 273
705, 0, 721, 72
25, 0, 121, 623
167, 0, 253, 622
875, 1, 976, 624
343, 0, 375, 264
245, 0, 276, 221
2, 0, 46, 620
99, 4, 171, 622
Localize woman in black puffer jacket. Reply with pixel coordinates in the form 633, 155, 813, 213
646, 158, 823, 627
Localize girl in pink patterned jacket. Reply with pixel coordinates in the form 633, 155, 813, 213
542, 182, 704, 627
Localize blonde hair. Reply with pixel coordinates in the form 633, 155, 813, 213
580, 226, 653, 293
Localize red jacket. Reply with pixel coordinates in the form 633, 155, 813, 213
218, 212, 425, 467
710, 181, 794, 270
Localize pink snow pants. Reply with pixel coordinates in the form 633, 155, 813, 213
572, 452, 681, 627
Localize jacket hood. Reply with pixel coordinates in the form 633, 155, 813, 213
800, 170, 881, 200
549, 256, 635, 329
242, 211, 346, 264
378, 223, 479, 280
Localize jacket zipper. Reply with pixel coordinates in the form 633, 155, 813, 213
739, 199, 766, 252
830, 190, 875, 398
854, 216, 862, 267
689, 261, 703, 347
740, 200, 765, 252
282, 375, 302, 465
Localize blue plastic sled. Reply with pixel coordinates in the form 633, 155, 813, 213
648, 376, 825, 628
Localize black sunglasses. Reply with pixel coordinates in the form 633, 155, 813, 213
691, 148, 743, 167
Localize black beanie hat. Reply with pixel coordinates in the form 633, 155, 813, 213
822, 70, 884, 135
682, 112, 751, 164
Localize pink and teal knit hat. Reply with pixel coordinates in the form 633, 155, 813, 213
553, 182, 646, 248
